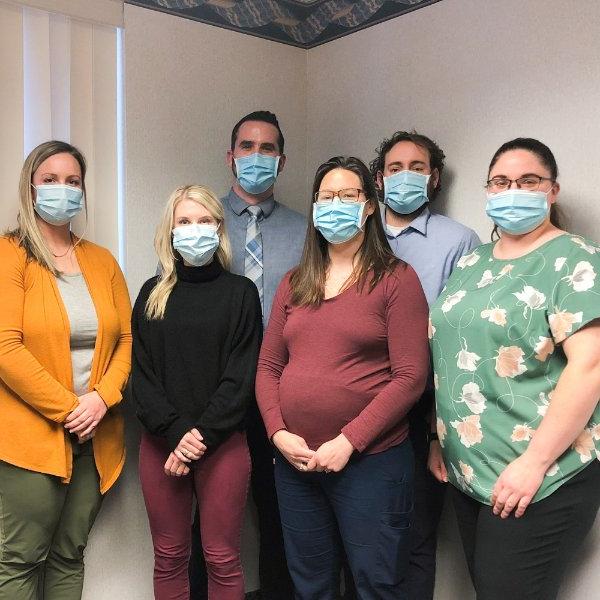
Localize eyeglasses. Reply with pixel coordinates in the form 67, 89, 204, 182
314, 188, 364, 203
485, 175, 554, 193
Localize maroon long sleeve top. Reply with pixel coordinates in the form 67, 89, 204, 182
256, 263, 430, 454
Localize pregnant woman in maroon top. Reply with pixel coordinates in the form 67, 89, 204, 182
256, 156, 430, 599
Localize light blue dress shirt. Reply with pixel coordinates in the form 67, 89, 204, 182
382, 204, 481, 306
223, 189, 307, 324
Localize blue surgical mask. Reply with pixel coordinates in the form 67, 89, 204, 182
234, 153, 280, 195
383, 170, 430, 215
313, 200, 367, 245
34, 184, 84, 226
172, 224, 220, 266
486, 190, 549, 235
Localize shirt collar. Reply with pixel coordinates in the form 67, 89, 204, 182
381, 203, 431, 238
226, 188, 276, 218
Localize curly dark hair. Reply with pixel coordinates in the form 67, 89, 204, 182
369, 131, 445, 201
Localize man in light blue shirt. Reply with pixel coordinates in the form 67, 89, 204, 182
370, 131, 480, 600
190, 111, 306, 600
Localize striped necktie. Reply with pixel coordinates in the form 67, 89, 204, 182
244, 205, 264, 314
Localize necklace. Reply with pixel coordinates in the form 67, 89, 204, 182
51, 233, 74, 258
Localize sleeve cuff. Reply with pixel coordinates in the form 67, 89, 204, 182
93, 381, 122, 409
341, 423, 365, 453
265, 414, 287, 441
165, 418, 195, 452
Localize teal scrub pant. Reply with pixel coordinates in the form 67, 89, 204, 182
0, 441, 103, 600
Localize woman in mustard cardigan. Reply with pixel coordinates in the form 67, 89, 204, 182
0, 140, 132, 599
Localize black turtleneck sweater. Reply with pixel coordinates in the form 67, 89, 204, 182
131, 259, 262, 452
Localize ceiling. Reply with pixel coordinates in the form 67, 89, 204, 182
126, 0, 442, 48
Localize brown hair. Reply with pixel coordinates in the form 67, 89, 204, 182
290, 156, 400, 307
488, 138, 564, 240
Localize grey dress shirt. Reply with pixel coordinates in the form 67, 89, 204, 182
223, 189, 307, 323
381, 204, 481, 306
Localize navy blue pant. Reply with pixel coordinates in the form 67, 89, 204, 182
275, 440, 414, 600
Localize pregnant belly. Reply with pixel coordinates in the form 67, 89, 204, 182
278, 368, 369, 449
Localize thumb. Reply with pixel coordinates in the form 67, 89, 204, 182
190, 428, 203, 441
440, 461, 448, 483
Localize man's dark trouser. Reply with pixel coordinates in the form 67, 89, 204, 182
402, 392, 447, 600
190, 402, 293, 599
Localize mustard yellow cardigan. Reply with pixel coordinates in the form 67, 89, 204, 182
0, 236, 132, 493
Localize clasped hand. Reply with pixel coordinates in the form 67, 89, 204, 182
64, 391, 107, 443
272, 431, 354, 473
164, 429, 206, 477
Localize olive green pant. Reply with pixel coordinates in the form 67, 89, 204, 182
0, 441, 103, 600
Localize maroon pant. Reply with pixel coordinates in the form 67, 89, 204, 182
139, 431, 251, 600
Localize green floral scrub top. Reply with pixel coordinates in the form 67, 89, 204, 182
429, 234, 600, 504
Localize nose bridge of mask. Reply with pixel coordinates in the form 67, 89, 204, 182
237, 152, 280, 170
35, 183, 83, 199
489, 189, 549, 203
173, 223, 218, 239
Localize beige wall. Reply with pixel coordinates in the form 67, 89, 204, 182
49, 0, 600, 597
82, 5, 307, 598
306, 0, 600, 598
307, 0, 600, 243
124, 4, 308, 298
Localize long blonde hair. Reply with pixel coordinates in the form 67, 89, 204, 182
7, 140, 88, 276
145, 185, 232, 320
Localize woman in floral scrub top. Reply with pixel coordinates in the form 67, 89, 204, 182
429, 138, 600, 600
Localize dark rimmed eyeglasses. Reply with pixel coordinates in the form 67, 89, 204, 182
314, 188, 365, 203
485, 175, 554, 193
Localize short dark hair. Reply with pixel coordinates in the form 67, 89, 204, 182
369, 131, 445, 200
230, 110, 285, 154
488, 137, 562, 236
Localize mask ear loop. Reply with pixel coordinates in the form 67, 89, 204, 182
71, 191, 88, 253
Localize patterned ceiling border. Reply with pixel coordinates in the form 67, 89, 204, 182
126, 0, 442, 48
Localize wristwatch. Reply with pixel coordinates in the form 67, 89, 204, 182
428, 430, 439, 444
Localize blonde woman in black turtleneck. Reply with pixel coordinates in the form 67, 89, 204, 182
131, 185, 262, 600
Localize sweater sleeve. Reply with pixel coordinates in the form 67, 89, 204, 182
196, 281, 263, 449
131, 281, 193, 450
0, 238, 78, 422
93, 252, 132, 408
255, 275, 290, 439
341, 265, 430, 451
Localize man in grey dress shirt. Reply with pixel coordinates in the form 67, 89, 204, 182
368, 131, 481, 600
190, 111, 306, 600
